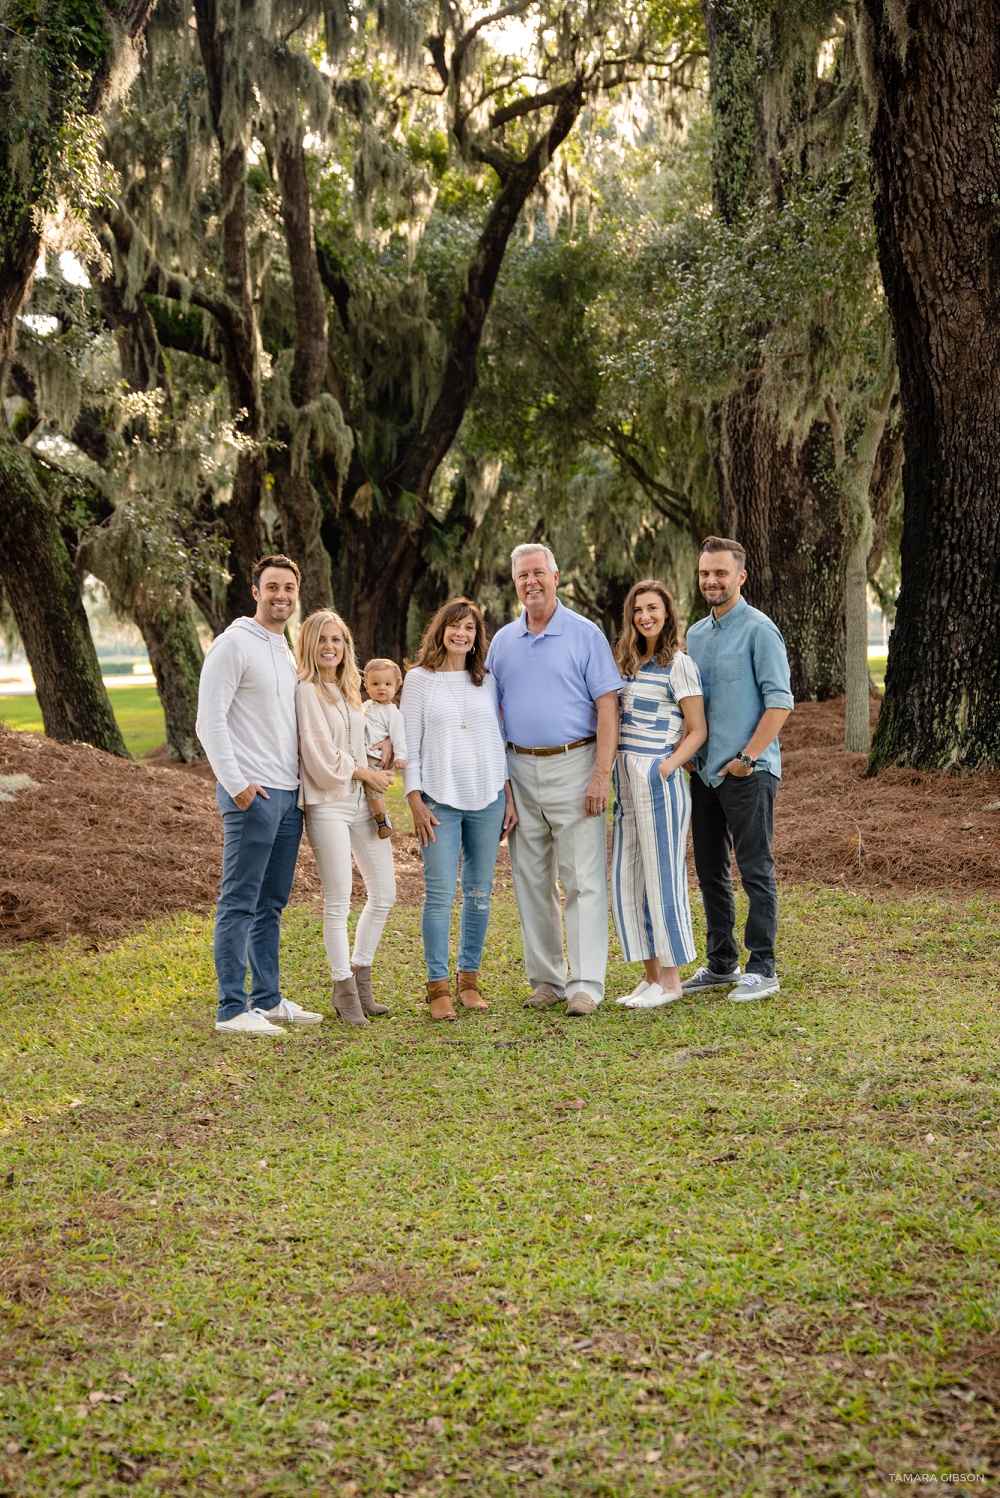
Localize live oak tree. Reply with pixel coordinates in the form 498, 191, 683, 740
697, 0, 901, 710
862, 1, 1000, 773
0, 0, 155, 755
101, 0, 696, 661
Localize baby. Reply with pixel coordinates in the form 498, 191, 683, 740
362, 659, 407, 839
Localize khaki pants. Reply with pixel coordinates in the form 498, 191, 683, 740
506, 741, 608, 1003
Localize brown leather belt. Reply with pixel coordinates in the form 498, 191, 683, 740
506, 735, 596, 757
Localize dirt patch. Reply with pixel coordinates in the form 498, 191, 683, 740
0, 723, 425, 947
1, 698, 997, 947
772, 694, 1000, 893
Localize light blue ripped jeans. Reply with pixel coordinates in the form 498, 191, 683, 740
417, 790, 506, 981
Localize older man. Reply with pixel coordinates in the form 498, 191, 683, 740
486, 544, 621, 1017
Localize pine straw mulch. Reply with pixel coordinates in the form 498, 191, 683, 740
1, 697, 998, 948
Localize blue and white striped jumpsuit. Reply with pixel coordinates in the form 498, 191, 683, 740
611, 651, 703, 965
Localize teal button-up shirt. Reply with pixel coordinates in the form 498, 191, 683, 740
686, 597, 794, 787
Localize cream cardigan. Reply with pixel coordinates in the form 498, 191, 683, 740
296, 679, 368, 807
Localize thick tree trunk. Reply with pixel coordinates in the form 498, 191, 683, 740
0, 440, 128, 756
194, 0, 265, 625
132, 589, 205, 762
844, 531, 870, 752
336, 513, 429, 663
709, 392, 846, 699
271, 457, 333, 618
863, 1, 1000, 772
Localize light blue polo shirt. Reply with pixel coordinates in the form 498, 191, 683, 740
486, 600, 622, 749
687, 597, 794, 787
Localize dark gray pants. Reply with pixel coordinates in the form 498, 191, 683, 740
690, 771, 779, 978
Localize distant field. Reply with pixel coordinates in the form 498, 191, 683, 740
0, 684, 167, 759
868, 651, 888, 691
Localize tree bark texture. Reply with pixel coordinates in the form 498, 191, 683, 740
709, 393, 847, 700
335, 504, 429, 663
194, 0, 265, 624
133, 589, 206, 763
0, 441, 128, 756
863, 1, 1000, 772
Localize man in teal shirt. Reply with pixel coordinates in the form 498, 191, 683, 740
683, 537, 793, 1002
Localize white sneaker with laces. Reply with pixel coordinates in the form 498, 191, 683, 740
625, 983, 682, 1009
267, 998, 324, 1026
616, 979, 650, 1005
729, 973, 780, 1002
215, 1009, 286, 1035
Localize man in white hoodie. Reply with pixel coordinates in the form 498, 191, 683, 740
196, 554, 321, 1034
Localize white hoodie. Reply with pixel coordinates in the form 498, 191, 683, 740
196, 617, 299, 798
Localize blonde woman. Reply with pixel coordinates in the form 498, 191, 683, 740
611, 579, 707, 1008
295, 611, 396, 1025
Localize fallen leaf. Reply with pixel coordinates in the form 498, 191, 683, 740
645, 1449, 663, 1463
425, 1415, 446, 1434
925, 1133, 936, 1145
555, 1099, 586, 1110
5, 1440, 24, 1456
571, 1338, 594, 1351
503, 1303, 521, 1316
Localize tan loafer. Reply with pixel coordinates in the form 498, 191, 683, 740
524, 983, 563, 1009
566, 992, 598, 1017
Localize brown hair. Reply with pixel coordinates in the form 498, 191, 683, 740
699, 536, 746, 570
614, 578, 682, 678
252, 553, 301, 589
409, 597, 488, 686
294, 610, 363, 708
363, 658, 403, 691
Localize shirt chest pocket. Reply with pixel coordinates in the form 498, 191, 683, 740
629, 692, 672, 723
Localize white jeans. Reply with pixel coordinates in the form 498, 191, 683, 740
506, 741, 609, 1003
304, 790, 396, 979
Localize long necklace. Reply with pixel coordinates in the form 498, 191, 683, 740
323, 680, 352, 739
440, 669, 469, 728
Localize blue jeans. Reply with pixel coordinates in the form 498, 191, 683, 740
418, 792, 505, 982
214, 785, 303, 1020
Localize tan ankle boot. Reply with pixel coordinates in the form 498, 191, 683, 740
427, 978, 457, 1022
352, 964, 389, 1016
456, 970, 488, 1010
332, 974, 369, 1026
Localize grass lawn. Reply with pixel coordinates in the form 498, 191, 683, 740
2, 891, 999, 1496
0, 686, 167, 760
867, 654, 888, 693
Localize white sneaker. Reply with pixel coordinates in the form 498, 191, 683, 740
215, 1009, 286, 1035
268, 998, 323, 1026
729, 973, 780, 1002
625, 983, 682, 1009
616, 979, 650, 1005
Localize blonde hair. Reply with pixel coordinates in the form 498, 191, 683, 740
363, 657, 402, 691
295, 610, 363, 708
614, 579, 682, 679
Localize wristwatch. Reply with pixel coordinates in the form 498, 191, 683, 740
737, 752, 757, 769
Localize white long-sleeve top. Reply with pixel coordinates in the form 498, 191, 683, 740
362, 699, 408, 760
400, 666, 506, 810
196, 617, 298, 798
296, 680, 368, 807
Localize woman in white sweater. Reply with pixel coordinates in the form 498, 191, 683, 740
295, 611, 396, 1025
401, 598, 517, 1021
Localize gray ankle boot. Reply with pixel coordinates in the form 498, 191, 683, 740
332, 974, 369, 1026
352, 964, 389, 1016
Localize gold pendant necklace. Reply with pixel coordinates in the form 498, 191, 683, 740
442, 670, 469, 728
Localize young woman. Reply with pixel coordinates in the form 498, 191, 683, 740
295, 611, 396, 1026
611, 579, 708, 1008
400, 598, 517, 1021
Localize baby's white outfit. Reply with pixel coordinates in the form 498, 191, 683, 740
362, 700, 407, 765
